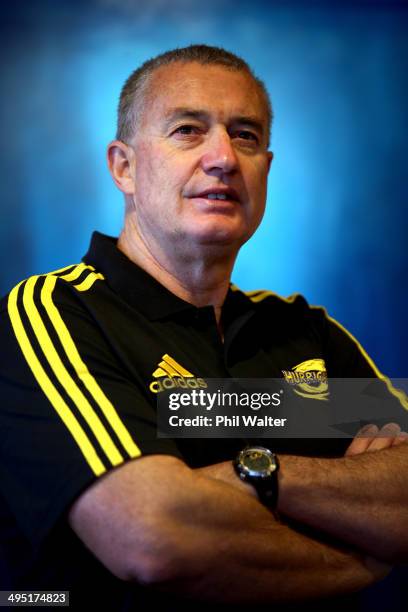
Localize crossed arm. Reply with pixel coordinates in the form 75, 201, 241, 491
201, 424, 408, 565
277, 424, 408, 563
68, 424, 408, 604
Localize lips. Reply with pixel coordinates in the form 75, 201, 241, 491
188, 187, 240, 202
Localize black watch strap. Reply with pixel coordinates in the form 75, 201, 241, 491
234, 446, 280, 510
255, 470, 279, 507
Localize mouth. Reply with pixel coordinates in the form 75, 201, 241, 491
187, 187, 240, 205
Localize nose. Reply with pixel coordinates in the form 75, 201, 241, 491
200, 128, 238, 176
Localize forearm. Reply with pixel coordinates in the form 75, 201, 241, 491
277, 445, 408, 563
71, 456, 388, 604
140, 463, 388, 603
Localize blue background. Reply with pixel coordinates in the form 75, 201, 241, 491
1, 1, 407, 607
1, 0, 407, 379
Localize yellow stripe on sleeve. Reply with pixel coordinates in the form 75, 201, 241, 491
247, 290, 300, 304
73, 271, 105, 292
41, 275, 141, 460
48, 263, 79, 275
316, 307, 408, 411
59, 263, 89, 282
23, 275, 126, 467
7, 282, 106, 476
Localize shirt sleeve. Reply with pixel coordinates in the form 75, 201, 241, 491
312, 305, 408, 428
0, 274, 182, 549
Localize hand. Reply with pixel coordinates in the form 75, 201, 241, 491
345, 423, 408, 457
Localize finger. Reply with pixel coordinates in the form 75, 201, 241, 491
365, 423, 401, 452
345, 424, 379, 457
392, 432, 408, 446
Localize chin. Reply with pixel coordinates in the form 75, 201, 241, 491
188, 218, 249, 244
193, 228, 245, 247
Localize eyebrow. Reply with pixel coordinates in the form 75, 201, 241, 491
163, 107, 265, 136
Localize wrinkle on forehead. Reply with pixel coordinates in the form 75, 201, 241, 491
137, 62, 269, 137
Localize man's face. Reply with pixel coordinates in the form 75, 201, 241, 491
127, 61, 272, 260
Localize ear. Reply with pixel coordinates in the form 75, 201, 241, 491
107, 140, 135, 195
266, 150, 274, 173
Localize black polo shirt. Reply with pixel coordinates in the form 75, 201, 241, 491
0, 231, 406, 611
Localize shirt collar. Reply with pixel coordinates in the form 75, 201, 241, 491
82, 231, 257, 325
82, 232, 194, 320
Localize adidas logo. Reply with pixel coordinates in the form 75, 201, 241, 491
149, 354, 207, 394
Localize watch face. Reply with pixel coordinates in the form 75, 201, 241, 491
241, 448, 277, 477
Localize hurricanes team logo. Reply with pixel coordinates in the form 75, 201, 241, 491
282, 358, 329, 400
149, 354, 207, 394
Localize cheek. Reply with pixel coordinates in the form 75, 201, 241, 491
134, 161, 166, 210
136, 147, 186, 193
246, 164, 268, 202
137, 144, 156, 176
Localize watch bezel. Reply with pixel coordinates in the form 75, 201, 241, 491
235, 446, 278, 481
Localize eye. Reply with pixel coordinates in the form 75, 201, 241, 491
236, 130, 259, 143
173, 124, 201, 135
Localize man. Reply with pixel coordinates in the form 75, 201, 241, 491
1, 45, 407, 611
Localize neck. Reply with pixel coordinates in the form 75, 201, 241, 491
117, 218, 238, 328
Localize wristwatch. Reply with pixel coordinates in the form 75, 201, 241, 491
233, 446, 280, 508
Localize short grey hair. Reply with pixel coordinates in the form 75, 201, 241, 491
116, 44, 273, 145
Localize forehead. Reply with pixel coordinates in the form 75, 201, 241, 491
140, 62, 268, 130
